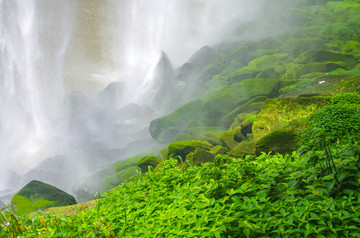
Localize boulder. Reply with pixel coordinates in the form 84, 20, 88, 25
138, 156, 162, 173
202, 78, 279, 119
167, 140, 212, 161
210, 145, 228, 155
186, 148, 215, 166
295, 50, 358, 70
255, 130, 299, 156
252, 96, 330, 142
11, 180, 76, 216
103, 166, 138, 190
229, 140, 255, 158
149, 100, 207, 143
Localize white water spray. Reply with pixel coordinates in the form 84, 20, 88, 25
0, 0, 261, 199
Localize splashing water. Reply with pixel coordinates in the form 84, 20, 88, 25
0, 0, 260, 198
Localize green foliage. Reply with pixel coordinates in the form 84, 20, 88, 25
301, 104, 360, 151
330, 92, 360, 105
2, 147, 360, 237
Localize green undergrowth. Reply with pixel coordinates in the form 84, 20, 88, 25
1, 144, 360, 237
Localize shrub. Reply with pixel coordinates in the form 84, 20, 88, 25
301, 104, 360, 151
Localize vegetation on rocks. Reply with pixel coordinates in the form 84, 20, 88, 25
2, 0, 360, 236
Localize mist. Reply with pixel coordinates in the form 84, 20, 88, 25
0, 0, 296, 202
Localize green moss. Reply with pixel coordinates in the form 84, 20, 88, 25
149, 100, 207, 143
219, 127, 245, 150
11, 196, 55, 216
202, 78, 279, 119
210, 145, 228, 155
229, 140, 255, 158
167, 140, 212, 161
281, 74, 360, 97
186, 148, 215, 166
113, 155, 143, 173
11, 180, 76, 215
252, 97, 331, 142
223, 96, 267, 127
255, 130, 300, 156
295, 50, 357, 69
103, 175, 121, 191
138, 156, 162, 173
116, 166, 138, 183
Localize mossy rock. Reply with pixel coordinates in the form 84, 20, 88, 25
187, 126, 224, 145
167, 140, 212, 161
210, 145, 228, 155
186, 148, 215, 166
149, 100, 208, 143
103, 165, 138, 191
11, 180, 76, 216
295, 50, 358, 70
138, 156, 162, 173
202, 78, 279, 119
103, 174, 121, 191
223, 96, 267, 127
255, 130, 300, 156
252, 97, 331, 142
282, 74, 360, 97
229, 140, 255, 158
113, 154, 144, 173
113, 148, 161, 173
283, 62, 346, 79
219, 127, 245, 150
279, 38, 325, 57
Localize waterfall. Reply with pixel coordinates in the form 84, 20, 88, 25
0, 0, 260, 198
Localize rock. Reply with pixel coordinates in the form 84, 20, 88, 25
103, 166, 138, 190
230, 140, 255, 158
219, 127, 245, 150
186, 148, 215, 166
139, 52, 179, 113
149, 100, 207, 143
11, 180, 76, 216
295, 50, 358, 70
281, 74, 360, 97
223, 96, 267, 127
255, 130, 299, 156
210, 145, 228, 155
98, 81, 126, 107
137, 156, 162, 173
252, 96, 330, 142
202, 78, 279, 119
167, 140, 213, 161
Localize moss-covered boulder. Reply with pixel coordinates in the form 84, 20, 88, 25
113, 154, 144, 173
167, 140, 212, 161
281, 74, 360, 97
230, 140, 255, 158
149, 100, 208, 143
103, 166, 138, 190
295, 50, 358, 70
138, 156, 162, 173
11, 180, 76, 216
255, 130, 300, 156
219, 127, 245, 150
252, 97, 330, 142
186, 148, 215, 166
210, 145, 228, 155
202, 78, 279, 119
223, 96, 267, 127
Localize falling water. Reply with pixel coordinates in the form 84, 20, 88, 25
0, 0, 261, 200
